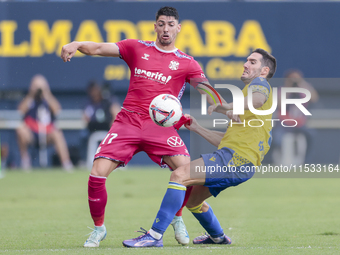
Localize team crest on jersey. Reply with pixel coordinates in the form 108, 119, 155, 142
169, 60, 179, 70
167, 136, 184, 147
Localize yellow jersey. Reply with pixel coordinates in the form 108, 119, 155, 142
218, 77, 273, 166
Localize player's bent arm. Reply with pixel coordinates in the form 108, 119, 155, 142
192, 125, 224, 147
246, 92, 266, 109
210, 130, 225, 138
208, 103, 232, 115
186, 116, 224, 147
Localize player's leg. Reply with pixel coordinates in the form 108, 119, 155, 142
142, 119, 193, 245
16, 124, 33, 170
84, 158, 120, 248
163, 155, 192, 245
85, 109, 141, 247
89, 158, 119, 223
123, 158, 205, 247
124, 147, 250, 247
188, 147, 255, 245
164, 155, 193, 215
186, 186, 231, 245
48, 128, 73, 170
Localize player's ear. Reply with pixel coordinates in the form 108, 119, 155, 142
177, 23, 181, 33
261, 66, 270, 77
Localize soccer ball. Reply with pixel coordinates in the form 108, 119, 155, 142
149, 94, 183, 127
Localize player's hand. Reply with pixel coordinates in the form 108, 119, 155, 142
61, 42, 79, 62
227, 110, 241, 123
208, 103, 230, 115
183, 114, 198, 131
174, 114, 192, 130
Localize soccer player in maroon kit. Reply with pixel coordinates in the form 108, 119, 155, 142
61, 6, 220, 247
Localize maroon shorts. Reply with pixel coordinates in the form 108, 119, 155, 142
94, 109, 189, 168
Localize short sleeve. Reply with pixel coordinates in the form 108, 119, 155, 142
249, 77, 271, 100
186, 59, 207, 88
115, 39, 138, 65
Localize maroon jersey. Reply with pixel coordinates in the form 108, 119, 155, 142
115, 39, 206, 115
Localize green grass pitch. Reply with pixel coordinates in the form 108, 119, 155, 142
0, 167, 339, 254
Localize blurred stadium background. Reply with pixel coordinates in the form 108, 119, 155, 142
0, 1, 339, 168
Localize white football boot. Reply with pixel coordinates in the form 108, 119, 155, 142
84, 225, 107, 248
171, 216, 190, 245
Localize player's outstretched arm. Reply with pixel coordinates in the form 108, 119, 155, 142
185, 114, 224, 147
61, 41, 120, 62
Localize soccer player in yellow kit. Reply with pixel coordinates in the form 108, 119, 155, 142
123, 48, 277, 247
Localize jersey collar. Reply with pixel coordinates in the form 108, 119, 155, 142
154, 42, 178, 53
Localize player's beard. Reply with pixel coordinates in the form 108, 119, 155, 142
159, 39, 171, 46
241, 76, 251, 84
241, 69, 261, 84
159, 38, 172, 46
158, 33, 175, 46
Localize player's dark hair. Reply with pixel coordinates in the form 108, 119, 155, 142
252, 48, 277, 80
156, 6, 179, 22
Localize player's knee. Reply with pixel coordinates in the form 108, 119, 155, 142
90, 162, 104, 177
90, 158, 118, 177
170, 165, 190, 185
170, 166, 183, 183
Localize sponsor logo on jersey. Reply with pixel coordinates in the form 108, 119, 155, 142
134, 67, 172, 84
167, 136, 184, 147
168, 60, 179, 70
141, 53, 150, 60
209, 156, 216, 162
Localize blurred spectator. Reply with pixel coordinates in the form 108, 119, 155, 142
83, 81, 121, 133
1, 142, 9, 177
272, 69, 319, 165
16, 74, 73, 171
80, 81, 121, 167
